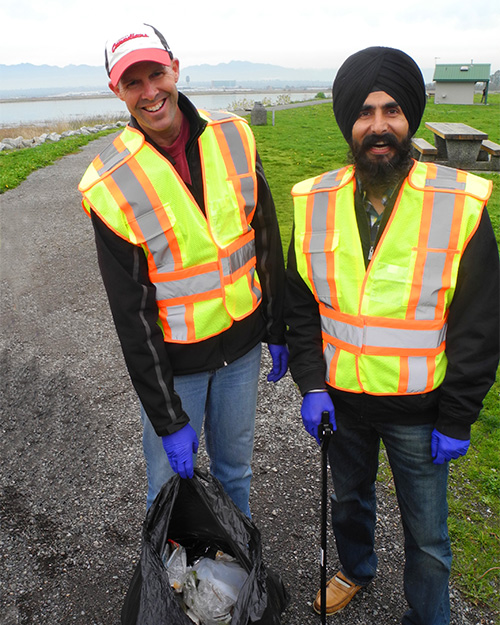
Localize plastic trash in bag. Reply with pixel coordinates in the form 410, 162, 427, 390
183, 554, 249, 623
121, 469, 289, 625
163, 540, 189, 593
193, 556, 248, 604
163, 541, 249, 622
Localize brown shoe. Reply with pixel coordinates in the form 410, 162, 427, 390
313, 571, 362, 615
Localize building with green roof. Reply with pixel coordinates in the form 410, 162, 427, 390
433, 63, 491, 104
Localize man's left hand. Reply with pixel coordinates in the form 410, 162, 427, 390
267, 344, 289, 382
431, 429, 470, 465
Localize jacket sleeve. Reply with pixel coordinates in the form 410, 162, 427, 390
436, 208, 500, 440
252, 154, 287, 345
91, 210, 189, 437
284, 225, 327, 394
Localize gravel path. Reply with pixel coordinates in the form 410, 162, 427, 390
0, 134, 496, 625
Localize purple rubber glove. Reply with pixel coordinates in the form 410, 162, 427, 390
162, 424, 199, 479
267, 344, 289, 382
301, 391, 336, 445
431, 428, 470, 465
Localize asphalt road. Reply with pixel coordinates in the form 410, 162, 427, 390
0, 133, 496, 624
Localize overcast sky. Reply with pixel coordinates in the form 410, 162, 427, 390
2, 0, 499, 77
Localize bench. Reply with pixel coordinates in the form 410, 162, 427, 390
411, 137, 438, 162
478, 140, 500, 170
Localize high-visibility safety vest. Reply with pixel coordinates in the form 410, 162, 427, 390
79, 110, 262, 343
292, 161, 492, 395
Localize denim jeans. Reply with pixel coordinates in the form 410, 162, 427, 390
328, 411, 451, 625
140, 343, 261, 516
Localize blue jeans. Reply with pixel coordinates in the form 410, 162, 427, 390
328, 411, 451, 625
140, 343, 261, 516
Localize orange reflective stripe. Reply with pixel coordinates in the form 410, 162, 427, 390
325, 190, 339, 311
426, 354, 437, 390
406, 186, 434, 320
303, 192, 318, 300
185, 304, 196, 342
102, 173, 144, 243
398, 357, 410, 393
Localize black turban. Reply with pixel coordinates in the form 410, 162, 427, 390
332, 47, 427, 143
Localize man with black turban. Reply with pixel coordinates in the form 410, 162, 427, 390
285, 47, 499, 622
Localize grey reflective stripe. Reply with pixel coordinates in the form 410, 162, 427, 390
97, 142, 131, 176
415, 249, 448, 321
322, 316, 447, 351
220, 239, 255, 277
416, 171, 461, 320
425, 164, 466, 191
163, 305, 189, 342
206, 111, 234, 121
218, 121, 256, 221
305, 190, 333, 305
154, 269, 221, 301
407, 356, 429, 393
110, 163, 176, 271
427, 192, 456, 248
312, 170, 344, 191
219, 122, 247, 173
324, 343, 337, 384
239, 175, 256, 220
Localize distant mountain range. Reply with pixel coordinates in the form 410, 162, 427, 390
0, 61, 343, 99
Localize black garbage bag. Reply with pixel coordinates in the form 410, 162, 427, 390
121, 469, 289, 625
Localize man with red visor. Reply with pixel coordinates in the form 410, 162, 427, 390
79, 23, 288, 516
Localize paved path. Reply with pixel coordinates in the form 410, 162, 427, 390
0, 135, 495, 624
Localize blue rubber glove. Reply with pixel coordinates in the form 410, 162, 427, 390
161, 424, 199, 479
301, 391, 336, 445
431, 428, 470, 465
267, 344, 289, 382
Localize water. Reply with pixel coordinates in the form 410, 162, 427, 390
0, 91, 318, 127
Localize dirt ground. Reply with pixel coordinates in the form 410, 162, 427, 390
0, 134, 497, 625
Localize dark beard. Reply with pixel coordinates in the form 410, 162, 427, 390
349, 133, 413, 196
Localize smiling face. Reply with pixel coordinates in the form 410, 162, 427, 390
351, 90, 410, 161
109, 59, 182, 146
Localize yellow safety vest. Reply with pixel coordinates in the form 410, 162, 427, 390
292, 161, 492, 395
79, 110, 262, 343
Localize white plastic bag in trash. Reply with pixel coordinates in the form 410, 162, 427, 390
193, 558, 248, 604
163, 541, 189, 592
183, 557, 248, 624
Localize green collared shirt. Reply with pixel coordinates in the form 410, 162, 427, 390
354, 176, 405, 266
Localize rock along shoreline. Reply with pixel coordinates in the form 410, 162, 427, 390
0, 121, 128, 152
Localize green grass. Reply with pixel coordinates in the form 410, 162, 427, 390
0, 128, 119, 194
2, 95, 499, 612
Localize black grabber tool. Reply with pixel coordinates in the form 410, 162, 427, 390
319, 410, 333, 624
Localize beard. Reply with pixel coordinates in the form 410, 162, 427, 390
349, 133, 413, 195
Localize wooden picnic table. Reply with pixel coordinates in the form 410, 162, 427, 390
425, 122, 488, 168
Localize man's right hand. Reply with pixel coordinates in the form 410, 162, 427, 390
161, 424, 199, 479
301, 391, 336, 445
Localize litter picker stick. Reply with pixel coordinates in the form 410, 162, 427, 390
319, 410, 333, 625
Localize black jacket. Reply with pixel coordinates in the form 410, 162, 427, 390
285, 168, 499, 440
91, 93, 286, 436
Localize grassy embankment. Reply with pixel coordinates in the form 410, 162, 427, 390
1, 95, 499, 612
0, 114, 128, 194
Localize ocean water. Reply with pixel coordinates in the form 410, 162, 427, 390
0, 91, 317, 127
